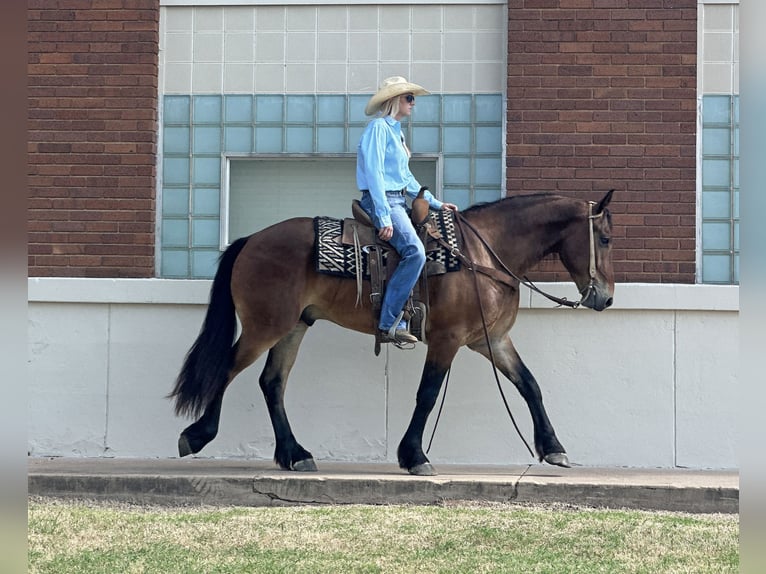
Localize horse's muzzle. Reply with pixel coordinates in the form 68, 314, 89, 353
580, 286, 614, 312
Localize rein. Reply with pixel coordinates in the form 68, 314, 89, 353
425, 201, 604, 460
450, 201, 604, 308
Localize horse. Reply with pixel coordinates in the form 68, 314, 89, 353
169, 190, 615, 475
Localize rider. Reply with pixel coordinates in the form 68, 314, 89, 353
357, 76, 459, 346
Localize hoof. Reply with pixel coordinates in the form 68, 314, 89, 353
292, 458, 318, 472
178, 435, 193, 458
408, 462, 437, 476
544, 452, 571, 468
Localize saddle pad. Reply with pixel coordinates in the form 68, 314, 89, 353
314, 210, 461, 279
428, 208, 461, 271
314, 216, 373, 278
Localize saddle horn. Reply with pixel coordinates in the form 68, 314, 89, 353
411, 186, 430, 226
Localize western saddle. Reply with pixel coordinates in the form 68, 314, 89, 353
344, 187, 446, 355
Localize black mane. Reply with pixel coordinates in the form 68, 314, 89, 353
460, 192, 562, 216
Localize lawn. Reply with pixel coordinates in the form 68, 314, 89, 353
28, 498, 738, 573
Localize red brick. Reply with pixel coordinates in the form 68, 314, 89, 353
28, 0, 159, 279
661, 250, 695, 262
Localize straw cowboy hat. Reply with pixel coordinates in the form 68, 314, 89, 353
365, 76, 430, 116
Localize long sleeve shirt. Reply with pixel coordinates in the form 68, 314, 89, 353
356, 115, 443, 228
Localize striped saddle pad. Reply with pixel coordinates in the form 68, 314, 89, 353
313, 209, 461, 279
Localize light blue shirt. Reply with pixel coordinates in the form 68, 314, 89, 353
356, 115, 443, 228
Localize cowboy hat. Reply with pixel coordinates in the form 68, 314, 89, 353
365, 76, 430, 116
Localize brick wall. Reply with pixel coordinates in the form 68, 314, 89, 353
507, 0, 697, 283
27, 1, 697, 282
28, 0, 159, 278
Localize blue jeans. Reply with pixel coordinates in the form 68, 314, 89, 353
360, 191, 426, 332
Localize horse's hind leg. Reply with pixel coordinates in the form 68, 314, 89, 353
179, 312, 290, 457
258, 321, 317, 472
178, 388, 225, 457
469, 335, 569, 468
177, 336, 269, 457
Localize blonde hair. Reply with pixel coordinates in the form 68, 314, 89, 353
379, 96, 411, 158
379, 96, 401, 119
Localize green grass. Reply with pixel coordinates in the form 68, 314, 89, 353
28, 498, 738, 573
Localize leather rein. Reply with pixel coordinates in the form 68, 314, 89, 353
443, 201, 604, 308
425, 202, 604, 460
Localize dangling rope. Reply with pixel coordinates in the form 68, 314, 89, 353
425, 215, 535, 460
426, 368, 450, 454
467, 254, 536, 460
458, 215, 536, 459
424, 202, 603, 459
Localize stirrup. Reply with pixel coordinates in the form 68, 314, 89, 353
379, 329, 417, 350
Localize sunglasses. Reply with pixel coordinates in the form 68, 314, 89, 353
404, 94, 415, 103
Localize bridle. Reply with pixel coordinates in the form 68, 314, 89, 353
450, 200, 605, 308
576, 201, 606, 307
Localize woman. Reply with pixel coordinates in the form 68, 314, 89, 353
357, 76, 459, 346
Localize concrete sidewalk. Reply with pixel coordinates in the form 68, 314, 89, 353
28, 457, 739, 514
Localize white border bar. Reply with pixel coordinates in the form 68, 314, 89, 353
28, 278, 738, 311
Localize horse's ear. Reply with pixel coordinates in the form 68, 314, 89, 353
596, 189, 614, 214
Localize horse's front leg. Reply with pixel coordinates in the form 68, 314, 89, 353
397, 340, 460, 476
469, 335, 570, 468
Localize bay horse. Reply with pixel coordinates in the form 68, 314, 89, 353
170, 190, 614, 475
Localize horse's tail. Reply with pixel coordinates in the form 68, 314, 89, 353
169, 236, 249, 419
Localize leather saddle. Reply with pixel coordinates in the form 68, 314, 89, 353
340, 188, 446, 354
342, 191, 447, 276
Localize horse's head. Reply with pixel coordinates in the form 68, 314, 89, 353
559, 190, 615, 311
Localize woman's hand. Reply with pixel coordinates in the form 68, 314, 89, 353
441, 203, 459, 212
378, 225, 394, 241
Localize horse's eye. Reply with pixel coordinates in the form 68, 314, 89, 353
599, 236, 611, 246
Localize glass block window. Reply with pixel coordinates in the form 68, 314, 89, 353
699, 1, 739, 284
700, 95, 739, 285
160, 93, 504, 279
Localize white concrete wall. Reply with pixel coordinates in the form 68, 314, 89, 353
28, 278, 738, 469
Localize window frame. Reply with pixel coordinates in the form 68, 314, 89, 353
220, 152, 443, 249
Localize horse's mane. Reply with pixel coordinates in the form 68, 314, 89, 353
461, 192, 565, 216
461, 192, 612, 226
460, 192, 611, 266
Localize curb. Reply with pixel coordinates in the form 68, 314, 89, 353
28, 460, 739, 514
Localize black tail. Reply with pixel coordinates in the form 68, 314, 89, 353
169, 237, 250, 419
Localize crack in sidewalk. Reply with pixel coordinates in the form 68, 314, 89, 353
252, 483, 337, 505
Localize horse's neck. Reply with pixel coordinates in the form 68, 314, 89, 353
462, 197, 578, 273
